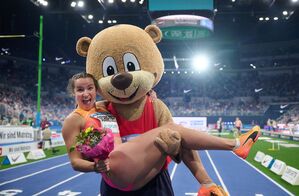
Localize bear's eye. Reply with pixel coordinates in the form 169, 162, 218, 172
102, 56, 118, 77
123, 53, 140, 72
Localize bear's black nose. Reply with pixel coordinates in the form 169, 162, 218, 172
111, 72, 133, 90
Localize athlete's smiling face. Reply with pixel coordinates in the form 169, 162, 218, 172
74, 77, 97, 111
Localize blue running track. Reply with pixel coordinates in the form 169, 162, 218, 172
0, 150, 294, 196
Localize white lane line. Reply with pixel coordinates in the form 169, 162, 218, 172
185, 193, 197, 196
0, 154, 68, 172
205, 150, 230, 196
170, 163, 178, 180
231, 152, 295, 196
32, 173, 84, 196
0, 162, 70, 186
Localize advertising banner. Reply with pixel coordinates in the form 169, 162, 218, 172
173, 117, 207, 131
0, 126, 34, 144
0, 142, 38, 156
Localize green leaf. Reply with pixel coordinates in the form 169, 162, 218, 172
69, 146, 75, 152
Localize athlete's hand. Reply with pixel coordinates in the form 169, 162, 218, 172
94, 158, 110, 173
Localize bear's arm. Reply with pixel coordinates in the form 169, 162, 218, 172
153, 99, 173, 126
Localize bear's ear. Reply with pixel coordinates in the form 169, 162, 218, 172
76, 37, 92, 57
145, 25, 162, 44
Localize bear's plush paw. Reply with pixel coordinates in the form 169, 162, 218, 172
154, 129, 182, 163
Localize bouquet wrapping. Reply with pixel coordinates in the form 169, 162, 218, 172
72, 118, 114, 160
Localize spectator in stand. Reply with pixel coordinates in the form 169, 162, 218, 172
10, 115, 20, 126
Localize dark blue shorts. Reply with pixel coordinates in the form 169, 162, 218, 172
100, 169, 174, 196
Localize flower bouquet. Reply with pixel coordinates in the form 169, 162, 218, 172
70, 123, 114, 161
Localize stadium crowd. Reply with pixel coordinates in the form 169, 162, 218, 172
0, 57, 299, 129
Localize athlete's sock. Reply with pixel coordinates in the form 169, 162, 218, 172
202, 182, 215, 188
233, 138, 240, 151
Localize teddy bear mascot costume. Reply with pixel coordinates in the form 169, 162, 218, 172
76, 24, 227, 196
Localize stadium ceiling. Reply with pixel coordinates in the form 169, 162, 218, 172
1, 0, 299, 65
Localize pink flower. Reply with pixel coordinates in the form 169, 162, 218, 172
79, 128, 114, 160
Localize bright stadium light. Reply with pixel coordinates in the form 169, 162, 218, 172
70, 1, 76, 7
78, 1, 84, 7
42, 1, 48, 6
88, 15, 93, 20
192, 55, 209, 72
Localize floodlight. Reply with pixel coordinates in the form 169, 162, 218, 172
192, 55, 209, 71
70, 1, 76, 7
42, 1, 48, 6
78, 1, 84, 7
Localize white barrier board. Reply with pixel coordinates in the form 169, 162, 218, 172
261, 155, 274, 168
281, 166, 299, 185
27, 149, 46, 160
0, 142, 38, 156
254, 151, 265, 162
0, 126, 34, 144
2, 152, 27, 165
50, 133, 65, 147
270, 159, 287, 175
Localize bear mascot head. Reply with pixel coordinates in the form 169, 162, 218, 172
76, 24, 163, 105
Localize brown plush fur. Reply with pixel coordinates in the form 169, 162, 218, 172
76, 24, 181, 162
